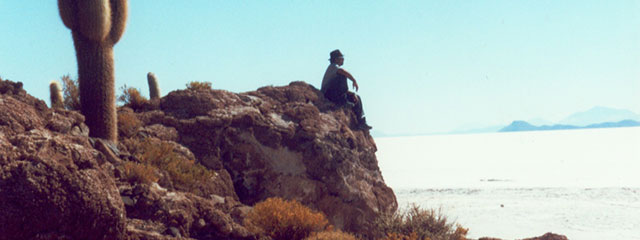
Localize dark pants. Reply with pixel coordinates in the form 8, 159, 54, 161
322, 75, 365, 120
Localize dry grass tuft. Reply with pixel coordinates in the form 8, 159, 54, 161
61, 75, 81, 111
186, 81, 212, 91
304, 230, 359, 240
130, 140, 214, 195
245, 197, 329, 240
117, 111, 142, 138
118, 85, 149, 110
376, 205, 467, 240
121, 161, 160, 184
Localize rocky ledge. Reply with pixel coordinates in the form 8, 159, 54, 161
143, 81, 398, 236
0, 79, 397, 239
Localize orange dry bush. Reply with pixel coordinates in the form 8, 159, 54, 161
118, 85, 149, 110
304, 230, 359, 240
186, 81, 212, 91
382, 232, 422, 240
245, 197, 329, 240
117, 111, 142, 137
136, 140, 213, 195
121, 161, 159, 184
61, 75, 81, 111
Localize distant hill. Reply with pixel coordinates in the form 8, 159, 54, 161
500, 119, 640, 132
560, 106, 640, 126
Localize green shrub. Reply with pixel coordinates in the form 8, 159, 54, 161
186, 81, 212, 91
245, 197, 329, 240
376, 205, 467, 240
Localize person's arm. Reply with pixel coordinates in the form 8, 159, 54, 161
337, 68, 359, 91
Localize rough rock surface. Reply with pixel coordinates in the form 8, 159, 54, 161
121, 182, 252, 240
0, 79, 125, 239
522, 232, 569, 240
136, 81, 399, 236
479, 232, 569, 240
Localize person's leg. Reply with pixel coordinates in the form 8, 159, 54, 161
324, 75, 348, 104
346, 92, 364, 119
354, 94, 364, 119
348, 93, 371, 130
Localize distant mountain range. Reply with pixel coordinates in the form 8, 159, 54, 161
559, 106, 640, 126
374, 106, 640, 137
499, 119, 640, 132
456, 106, 640, 134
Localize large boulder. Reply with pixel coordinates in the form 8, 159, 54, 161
147, 81, 397, 237
522, 232, 569, 240
0, 80, 125, 239
479, 232, 569, 240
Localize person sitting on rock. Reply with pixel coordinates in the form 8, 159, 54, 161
321, 49, 372, 130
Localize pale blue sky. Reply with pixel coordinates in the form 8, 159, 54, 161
1, 1, 638, 135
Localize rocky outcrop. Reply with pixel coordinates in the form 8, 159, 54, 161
135, 81, 398, 237
479, 232, 569, 240
0, 80, 125, 239
0, 78, 397, 239
522, 232, 569, 240
0, 79, 257, 239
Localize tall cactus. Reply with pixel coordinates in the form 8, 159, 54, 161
49, 80, 64, 109
147, 72, 160, 100
58, 0, 128, 142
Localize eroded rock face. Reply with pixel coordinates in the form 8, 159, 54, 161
0, 80, 125, 239
145, 81, 398, 236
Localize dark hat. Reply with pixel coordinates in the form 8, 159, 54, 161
329, 49, 344, 60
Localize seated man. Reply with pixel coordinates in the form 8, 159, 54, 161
321, 49, 372, 130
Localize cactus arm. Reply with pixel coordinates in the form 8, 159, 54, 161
49, 81, 64, 109
76, 0, 112, 41
57, 0, 76, 30
147, 72, 160, 99
108, 0, 128, 45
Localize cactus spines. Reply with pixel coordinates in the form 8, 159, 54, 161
76, 0, 112, 41
147, 72, 160, 100
107, 0, 128, 45
49, 80, 64, 109
58, 0, 128, 142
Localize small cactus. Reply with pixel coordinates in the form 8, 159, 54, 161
49, 80, 64, 109
147, 72, 160, 99
58, 0, 128, 142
